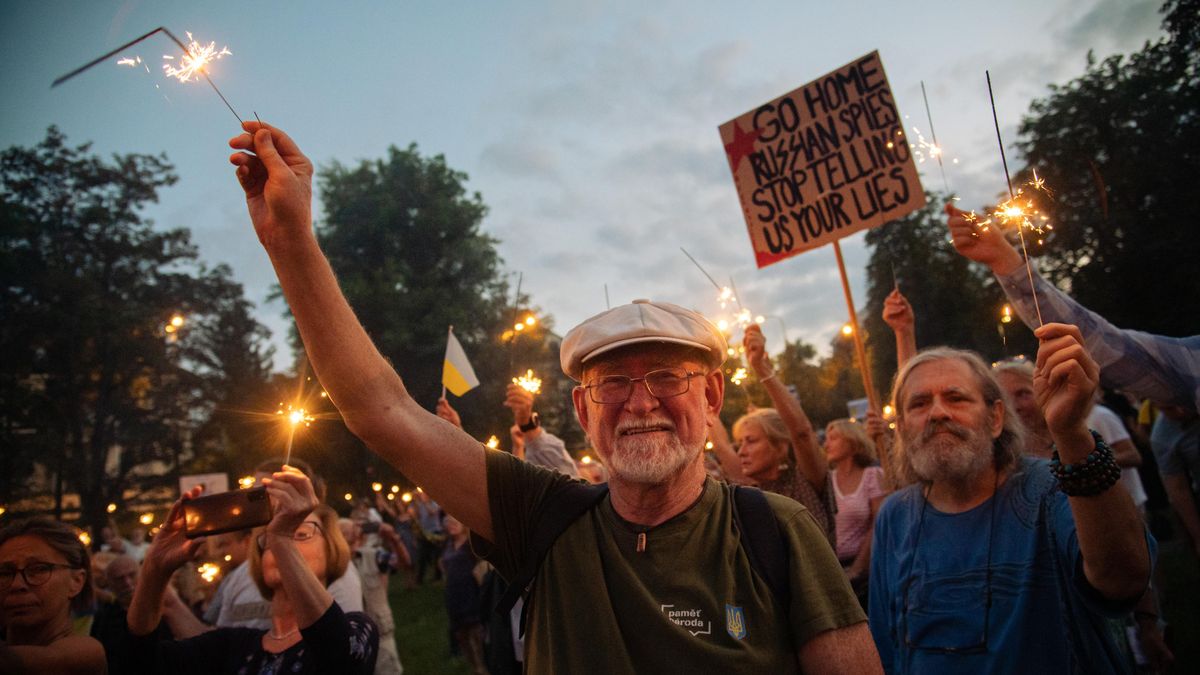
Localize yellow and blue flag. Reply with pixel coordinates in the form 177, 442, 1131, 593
442, 327, 480, 397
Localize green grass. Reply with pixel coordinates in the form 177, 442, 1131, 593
388, 575, 472, 675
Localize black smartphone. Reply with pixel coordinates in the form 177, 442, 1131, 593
183, 487, 272, 539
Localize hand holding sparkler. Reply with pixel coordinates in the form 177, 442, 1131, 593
741, 324, 773, 380
881, 289, 915, 334
436, 397, 463, 429
945, 203, 1024, 276
228, 122, 313, 247
504, 383, 538, 433
260, 466, 319, 540
882, 288, 918, 369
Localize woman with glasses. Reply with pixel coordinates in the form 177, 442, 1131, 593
729, 324, 837, 546
0, 517, 106, 673
124, 466, 378, 674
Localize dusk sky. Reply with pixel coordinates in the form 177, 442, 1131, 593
1, 0, 1167, 369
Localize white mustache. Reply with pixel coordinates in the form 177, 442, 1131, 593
616, 419, 675, 436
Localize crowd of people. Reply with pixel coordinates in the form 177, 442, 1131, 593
1, 122, 1196, 674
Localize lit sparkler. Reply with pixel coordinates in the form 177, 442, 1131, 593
486, 435, 501, 449
730, 368, 748, 386
277, 404, 314, 467
52, 27, 242, 124
983, 70, 1047, 326
513, 370, 542, 395
161, 32, 232, 83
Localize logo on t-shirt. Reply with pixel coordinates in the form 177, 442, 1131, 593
661, 604, 712, 636
725, 604, 746, 640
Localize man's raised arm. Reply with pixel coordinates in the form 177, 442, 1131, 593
228, 122, 492, 540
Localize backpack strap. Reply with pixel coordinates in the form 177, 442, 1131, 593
730, 484, 791, 611
493, 480, 610, 618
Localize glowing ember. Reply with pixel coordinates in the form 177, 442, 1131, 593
513, 370, 542, 394
198, 562, 221, 583
162, 32, 232, 83
277, 405, 314, 428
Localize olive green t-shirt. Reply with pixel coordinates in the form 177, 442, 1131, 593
473, 450, 865, 674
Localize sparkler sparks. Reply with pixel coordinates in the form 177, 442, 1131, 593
730, 368, 748, 386
486, 436, 501, 449
513, 370, 542, 394
52, 26, 242, 124
161, 32, 232, 83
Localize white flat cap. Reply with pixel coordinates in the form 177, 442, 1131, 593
560, 299, 727, 381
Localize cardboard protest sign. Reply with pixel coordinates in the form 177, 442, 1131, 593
719, 51, 926, 268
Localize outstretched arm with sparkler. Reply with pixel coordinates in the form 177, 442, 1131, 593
881, 288, 917, 369
229, 122, 494, 541
743, 324, 826, 492
948, 202, 1199, 412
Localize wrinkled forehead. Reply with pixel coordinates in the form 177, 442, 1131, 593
583, 342, 708, 380
901, 358, 985, 401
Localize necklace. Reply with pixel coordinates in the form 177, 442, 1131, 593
267, 627, 299, 641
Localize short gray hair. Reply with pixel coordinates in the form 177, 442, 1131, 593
890, 347, 1026, 487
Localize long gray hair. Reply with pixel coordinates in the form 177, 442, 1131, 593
890, 347, 1025, 487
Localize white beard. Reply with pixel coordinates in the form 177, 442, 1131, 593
602, 431, 698, 485
905, 419, 994, 486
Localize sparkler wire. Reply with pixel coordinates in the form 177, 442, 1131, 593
920, 80, 949, 192
985, 70, 1043, 326
680, 247, 723, 292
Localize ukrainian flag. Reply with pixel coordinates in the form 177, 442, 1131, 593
442, 327, 480, 397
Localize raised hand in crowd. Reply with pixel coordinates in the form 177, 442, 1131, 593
503, 383, 540, 439
945, 202, 1024, 276
229, 122, 314, 248
127, 486, 208, 636
881, 288, 917, 368
435, 397, 462, 429
1032, 323, 1150, 601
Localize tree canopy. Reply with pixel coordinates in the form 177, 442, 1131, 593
0, 127, 272, 533
1015, 0, 1199, 337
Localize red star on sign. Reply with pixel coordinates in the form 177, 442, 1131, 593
723, 121, 761, 172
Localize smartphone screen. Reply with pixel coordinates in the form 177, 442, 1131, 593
183, 486, 272, 539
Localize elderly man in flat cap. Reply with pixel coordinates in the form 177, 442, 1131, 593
228, 123, 879, 673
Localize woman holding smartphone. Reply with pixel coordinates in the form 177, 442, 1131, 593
125, 466, 378, 674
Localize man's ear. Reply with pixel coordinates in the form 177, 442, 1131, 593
989, 399, 1004, 440
704, 369, 725, 418
572, 386, 590, 432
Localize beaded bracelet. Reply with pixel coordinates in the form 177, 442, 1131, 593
1049, 429, 1122, 497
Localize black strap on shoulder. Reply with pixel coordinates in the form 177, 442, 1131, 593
730, 484, 791, 610
493, 480, 610, 617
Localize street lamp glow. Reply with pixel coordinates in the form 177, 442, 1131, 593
371, 482, 383, 493
107, 503, 117, 513
841, 324, 854, 337
524, 316, 536, 326
170, 314, 185, 328
401, 492, 413, 503
139, 513, 154, 525
390, 485, 400, 494
581, 455, 593, 465
78, 531, 91, 547
343, 493, 353, 502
